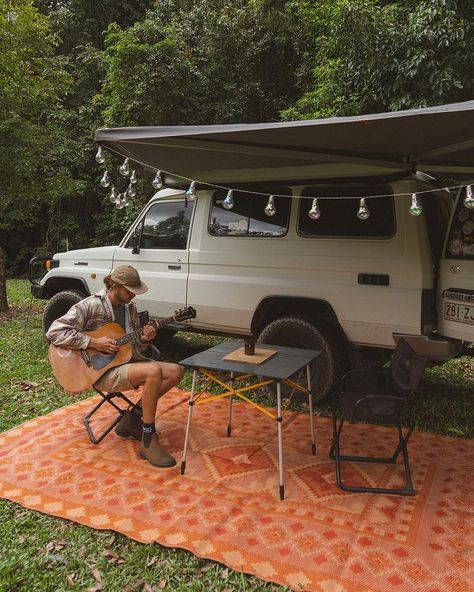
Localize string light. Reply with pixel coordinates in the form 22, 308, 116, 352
94, 144, 474, 220
100, 171, 111, 188
357, 198, 370, 220
108, 187, 118, 203
223, 189, 234, 210
95, 146, 106, 164
464, 185, 474, 209
308, 198, 321, 220
119, 157, 130, 176
152, 170, 163, 190
185, 181, 197, 199
127, 183, 137, 198
409, 193, 423, 216
264, 195, 276, 216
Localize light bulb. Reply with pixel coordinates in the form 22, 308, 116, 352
115, 193, 128, 209
264, 195, 276, 216
152, 170, 163, 190
95, 146, 105, 164
100, 171, 110, 188
109, 187, 119, 203
223, 189, 234, 210
357, 197, 370, 220
308, 198, 321, 220
185, 181, 197, 199
119, 157, 130, 176
130, 170, 138, 185
409, 193, 423, 216
464, 185, 474, 209
127, 183, 136, 198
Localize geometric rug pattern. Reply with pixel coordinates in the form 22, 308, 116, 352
0, 388, 473, 592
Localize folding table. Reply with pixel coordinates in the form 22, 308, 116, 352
179, 340, 321, 500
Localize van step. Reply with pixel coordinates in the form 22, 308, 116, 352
392, 333, 463, 362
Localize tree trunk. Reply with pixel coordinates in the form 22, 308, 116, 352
0, 245, 8, 313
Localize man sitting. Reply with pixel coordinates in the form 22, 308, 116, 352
46, 265, 184, 468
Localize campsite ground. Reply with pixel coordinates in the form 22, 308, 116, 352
0, 279, 472, 592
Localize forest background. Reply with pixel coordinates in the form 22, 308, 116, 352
1, 0, 474, 309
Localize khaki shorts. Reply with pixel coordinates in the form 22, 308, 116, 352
94, 363, 136, 393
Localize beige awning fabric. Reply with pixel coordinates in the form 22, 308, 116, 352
95, 100, 474, 185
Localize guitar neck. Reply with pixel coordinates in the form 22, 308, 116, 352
116, 316, 176, 347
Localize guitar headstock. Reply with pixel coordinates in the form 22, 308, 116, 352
173, 306, 197, 322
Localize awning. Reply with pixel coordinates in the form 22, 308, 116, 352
95, 100, 474, 185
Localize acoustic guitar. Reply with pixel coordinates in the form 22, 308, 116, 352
48, 306, 196, 394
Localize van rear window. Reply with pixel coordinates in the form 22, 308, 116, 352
298, 185, 395, 238
209, 189, 291, 237
445, 188, 474, 259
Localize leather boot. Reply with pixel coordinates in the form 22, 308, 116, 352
139, 431, 176, 468
115, 409, 143, 441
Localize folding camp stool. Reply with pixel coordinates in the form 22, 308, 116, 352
83, 388, 141, 445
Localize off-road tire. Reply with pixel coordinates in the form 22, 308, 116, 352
257, 316, 347, 402
42, 289, 87, 334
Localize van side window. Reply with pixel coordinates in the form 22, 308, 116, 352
298, 185, 395, 238
209, 189, 291, 237
127, 200, 194, 249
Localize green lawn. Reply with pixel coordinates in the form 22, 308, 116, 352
0, 279, 472, 592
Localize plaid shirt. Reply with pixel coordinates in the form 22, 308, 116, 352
46, 288, 148, 356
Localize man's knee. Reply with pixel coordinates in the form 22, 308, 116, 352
145, 362, 163, 384
168, 363, 184, 384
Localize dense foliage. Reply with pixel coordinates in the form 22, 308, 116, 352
1, 0, 473, 309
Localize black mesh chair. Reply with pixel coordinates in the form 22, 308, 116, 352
83, 311, 160, 444
330, 338, 428, 496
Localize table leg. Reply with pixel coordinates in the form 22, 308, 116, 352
180, 369, 197, 475
227, 371, 234, 437
276, 381, 285, 501
306, 364, 316, 455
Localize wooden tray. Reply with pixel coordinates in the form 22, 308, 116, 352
223, 347, 277, 364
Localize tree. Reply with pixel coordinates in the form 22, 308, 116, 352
0, 0, 70, 311
100, 0, 305, 126
282, 0, 474, 119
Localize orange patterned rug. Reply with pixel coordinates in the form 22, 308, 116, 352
0, 387, 473, 592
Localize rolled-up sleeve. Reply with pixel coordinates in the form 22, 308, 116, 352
46, 303, 91, 350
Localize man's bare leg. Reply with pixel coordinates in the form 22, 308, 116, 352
127, 361, 184, 468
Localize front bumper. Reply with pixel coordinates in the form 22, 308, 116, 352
30, 283, 48, 299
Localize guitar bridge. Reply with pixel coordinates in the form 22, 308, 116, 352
81, 350, 92, 367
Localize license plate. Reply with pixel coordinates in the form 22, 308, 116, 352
444, 301, 474, 325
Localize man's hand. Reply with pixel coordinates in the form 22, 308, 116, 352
89, 336, 119, 354
140, 323, 157, 343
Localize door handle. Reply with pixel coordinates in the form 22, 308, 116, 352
168, 264, 181, 270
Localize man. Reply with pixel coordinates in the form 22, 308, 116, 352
46, 265, 184, 468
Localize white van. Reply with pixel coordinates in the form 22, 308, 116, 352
31, 178, 474, 399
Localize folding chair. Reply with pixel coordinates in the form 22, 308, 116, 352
82, 310, 159, 444
330, 338, 428, 495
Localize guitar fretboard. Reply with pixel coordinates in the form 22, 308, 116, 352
115, 316, 176, 347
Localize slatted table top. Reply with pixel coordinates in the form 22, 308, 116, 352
179, 340, 320, 380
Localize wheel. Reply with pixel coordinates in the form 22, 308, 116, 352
257, 316, 347, 402
42, 289, 87, 333
156, 328, 178, 342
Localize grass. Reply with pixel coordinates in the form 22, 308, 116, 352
0, 279, 473, 591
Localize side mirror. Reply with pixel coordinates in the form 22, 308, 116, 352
128, 231, 140, 254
